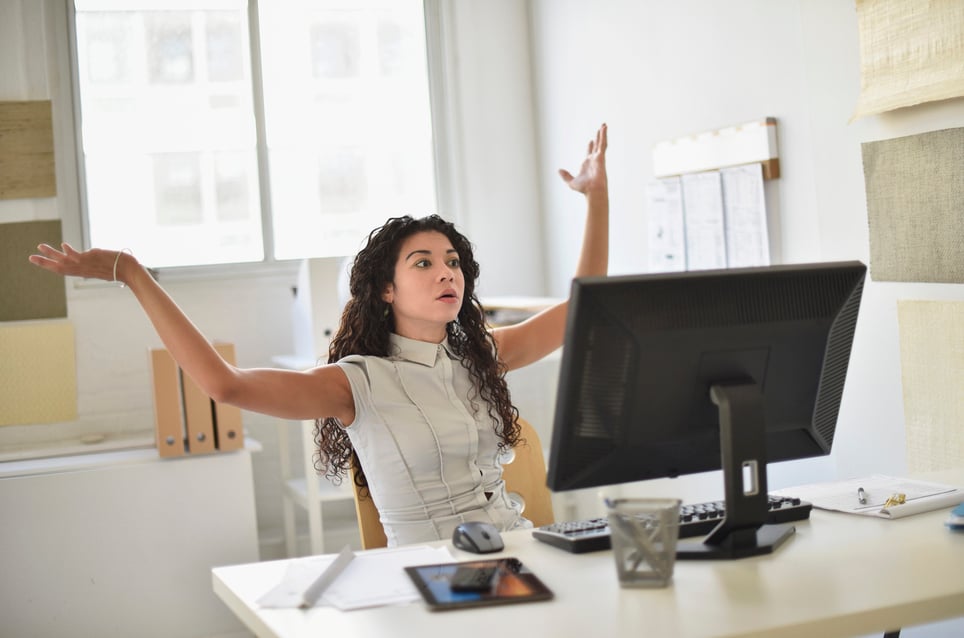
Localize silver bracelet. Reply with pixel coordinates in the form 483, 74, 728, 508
112, 248, 133, 287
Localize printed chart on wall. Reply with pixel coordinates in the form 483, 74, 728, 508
646, 177, 686, 272
720, 164, 769, 268
647, 163, 769, 272
680, 171, 727, 271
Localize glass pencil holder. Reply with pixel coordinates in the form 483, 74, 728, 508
605, 497, 682, 588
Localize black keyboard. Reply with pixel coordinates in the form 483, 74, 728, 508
532, 495, 812, 554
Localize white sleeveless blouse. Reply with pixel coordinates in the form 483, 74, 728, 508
336, 333, 530, 547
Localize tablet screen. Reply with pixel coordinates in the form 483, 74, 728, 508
404, 557, 553, 611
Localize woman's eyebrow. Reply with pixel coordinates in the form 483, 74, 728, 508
404, 249, 431, 262
404, 248, 458, 262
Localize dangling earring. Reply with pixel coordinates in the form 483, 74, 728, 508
383, 304, 391, 318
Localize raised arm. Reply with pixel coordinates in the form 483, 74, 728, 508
28, 245, 355, 424
494, 123, 609, 370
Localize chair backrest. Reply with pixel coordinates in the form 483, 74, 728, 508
499, 417, 555, 528
350, 462, 388, 550
350, 417, 555, 549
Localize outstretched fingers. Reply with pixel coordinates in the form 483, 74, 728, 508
61, 242, 81, 258
558, 123, 609, 194
36, 242, 64, 257
596, 123, 608, 154
29, 244, 67, 273
586, 124, 606, 155
28, 242, 118, 282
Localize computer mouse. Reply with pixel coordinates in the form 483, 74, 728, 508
452, 521, 505, 554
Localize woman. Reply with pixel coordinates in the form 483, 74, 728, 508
29, 123, 609, 546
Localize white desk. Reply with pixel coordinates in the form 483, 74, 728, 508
214, 470, 964, 638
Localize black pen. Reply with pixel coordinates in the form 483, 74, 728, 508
857, 487, 868, 505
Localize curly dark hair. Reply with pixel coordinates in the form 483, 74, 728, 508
313, 215, 520, 489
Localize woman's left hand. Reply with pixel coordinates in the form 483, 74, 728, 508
558, 123, 608, 196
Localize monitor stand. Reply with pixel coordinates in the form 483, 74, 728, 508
676, 380, 795, 560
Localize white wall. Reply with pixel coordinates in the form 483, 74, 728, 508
432, 0, 548, 298
528, 0, 964, 487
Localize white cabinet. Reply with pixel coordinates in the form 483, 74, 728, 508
0, 444, 261, 638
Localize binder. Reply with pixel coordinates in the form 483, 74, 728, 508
149, 343, 244, 457
181, 368, 217, 455
213, 342, 245, 451
149, 348, 185, 458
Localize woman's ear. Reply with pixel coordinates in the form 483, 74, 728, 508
381, 283, 394, 304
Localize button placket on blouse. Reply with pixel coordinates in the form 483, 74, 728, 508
437, 346, 482, 491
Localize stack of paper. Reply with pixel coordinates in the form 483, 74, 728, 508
772, 475, 964, 519
257, 545, 454, 611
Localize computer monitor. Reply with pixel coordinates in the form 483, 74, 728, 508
546, 261, 867, 559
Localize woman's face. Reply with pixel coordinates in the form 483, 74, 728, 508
382, 230, 465, 342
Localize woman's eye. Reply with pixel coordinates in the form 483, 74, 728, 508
447, 258, 461, 268
415, 259, 431, 268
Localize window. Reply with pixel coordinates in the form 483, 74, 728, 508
72, 0, 437, 268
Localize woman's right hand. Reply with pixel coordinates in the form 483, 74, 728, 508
29, 243, 136, 285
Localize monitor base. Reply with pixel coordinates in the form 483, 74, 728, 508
675, 523, 795, 560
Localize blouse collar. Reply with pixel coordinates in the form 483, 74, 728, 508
389, 332, 457, 367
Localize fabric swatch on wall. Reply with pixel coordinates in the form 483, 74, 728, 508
0, 220, 67, 321
0, 321, 78, 426
0, 100, 56, 199
897, 300, 964, 472
853, 0, 964, 119
861, 127, 964, 283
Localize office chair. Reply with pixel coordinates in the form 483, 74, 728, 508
350, 417, 555, 549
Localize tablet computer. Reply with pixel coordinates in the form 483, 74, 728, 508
404, 557, 554, 611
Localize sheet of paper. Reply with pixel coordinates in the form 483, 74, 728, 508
257, 545, 356, 609
772, 474, 963, 519
257, 544, 454, 611
680, 171, 726, 270
646, 177, 686, 273
324, 545, 453, 610
257, 554, 343, 608
720, 164, 769, 268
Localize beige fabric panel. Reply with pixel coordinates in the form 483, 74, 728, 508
853, 0, 964, 118
0, 220, 68, 321
0, 321, 77, 426
0, 100, 56, 199
897, 300, 964, 471
862, 127, 964, 283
